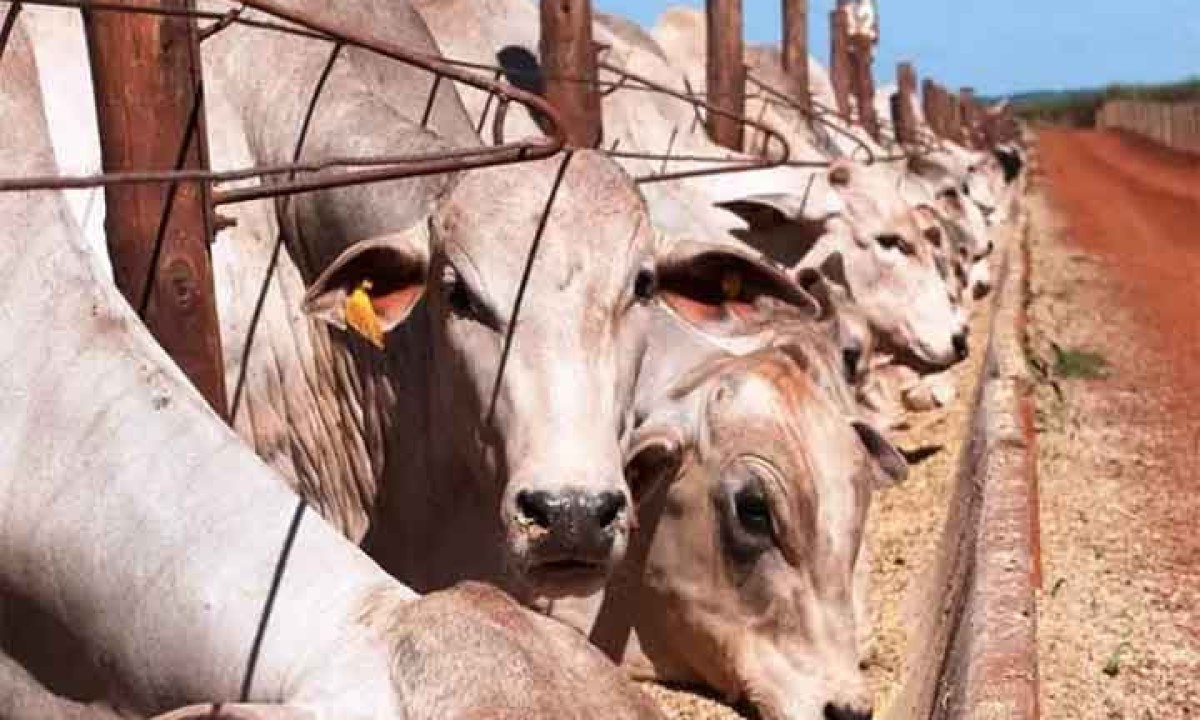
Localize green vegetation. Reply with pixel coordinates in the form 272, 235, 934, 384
984, 77, 1200, 128
1052, 343, 1110, 380
1102, 641, 1132, 678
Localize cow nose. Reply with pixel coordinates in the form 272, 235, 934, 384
952, 331, 969, 360
589, 490, 628, 529
516, 490, 627, 536
516, 490, 560, 531
824, 703, 873, 720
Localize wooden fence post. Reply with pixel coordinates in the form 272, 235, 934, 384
922, 77, 939, 136
845, 1, 879, 140
830, 4, 851, 118
84, 0, 227, 416
945, 88, 962, 143
781, 0, 809, 109
705, 0, 745, 151
893, 61, 917, 144
540, 0, 602, 147
960, 86, 978, 147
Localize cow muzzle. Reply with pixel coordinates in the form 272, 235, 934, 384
508, 487, 630, 597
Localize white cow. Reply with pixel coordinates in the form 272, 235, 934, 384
0, 19, 664, 720
27, 0, 819, 601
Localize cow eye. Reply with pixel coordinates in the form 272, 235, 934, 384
441, 265, 485, 322
734, 486, 772, 536
634, 266, 658, 302
876, 234, 905, 252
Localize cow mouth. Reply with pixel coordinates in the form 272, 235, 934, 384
530, 558, 604, 577
526, 557, 610, 596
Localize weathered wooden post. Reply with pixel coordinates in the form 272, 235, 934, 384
960, 86, 978, 147
83, 0, 227, 416
781, 0, 809, 109
830, 4, 851, 118
540, 0, 602, 147
945, 88, 963, 143
706, 0, 745, 150
893, 61, 918, 144
922, 77, 940, 136
930, 81, 950, 139
933, 84, 950, 139
845, 0, 879, 140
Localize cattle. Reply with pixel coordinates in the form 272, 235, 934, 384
719, 161, 969, 371
28, 1, 826, 601
0, 22, 664, 720
901, 151, 1000, 300
631, 8, 977, 371
518, 236, 907, 720
994, 143, 1025, 185
548, 339, 905, 720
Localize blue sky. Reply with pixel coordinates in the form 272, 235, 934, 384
593, 1, 1199, 96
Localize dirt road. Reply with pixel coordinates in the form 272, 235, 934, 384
1032, 129, 1200, 717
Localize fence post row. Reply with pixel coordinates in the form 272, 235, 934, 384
705, 0, 746, 151
781, 0, 809, 109
1100, 98, 1200, 155
540, 0, 602, 148
83, 0, 227, 417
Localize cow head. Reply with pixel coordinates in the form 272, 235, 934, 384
720, 163, 968, 370
303, 151, 818, 598
625, 347, 905, 720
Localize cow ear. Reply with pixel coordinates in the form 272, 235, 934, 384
817, 251, 849, 292
852, 420, 908, 488
655, 240, 819, 335
715, 194, 798, 231
625, 423, 685, 506
150, 703, 318, 720
302, 223, 430, 348
794, 251, 852, 320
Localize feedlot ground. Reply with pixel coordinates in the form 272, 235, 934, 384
1032, 129, 1200, 718
864, 275, 997, 712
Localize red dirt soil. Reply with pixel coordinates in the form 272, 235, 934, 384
1036, 127, 1200, 573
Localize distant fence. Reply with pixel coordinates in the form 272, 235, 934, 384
1097, 100, 1200, 155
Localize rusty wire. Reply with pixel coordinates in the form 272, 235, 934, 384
428, 52, 894, 182
0, 2, 21, 63
742, 70, 955, 165
0, 0, 568, 201
743, 71, 880, 164
594, 59, 798, 183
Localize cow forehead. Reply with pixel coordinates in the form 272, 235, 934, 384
434, 151, 653, 304
435, 151, 650, 257
701, 357, 825, 464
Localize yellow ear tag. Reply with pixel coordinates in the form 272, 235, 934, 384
344, 279, 385, 349
721, 271, 743, 302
